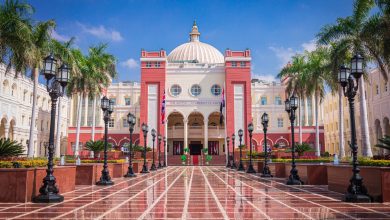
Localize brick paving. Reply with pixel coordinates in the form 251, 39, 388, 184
0, 166, 389, 219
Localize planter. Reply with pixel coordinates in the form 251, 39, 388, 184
327, 165, 390, 202
112, 163, 127, 178
0, 168, 35, 202
268, 163, 286, 178
285, 163, 328, 185
75, 164, 98, 185
35, 166, 76, 196
256, 161, 264, 173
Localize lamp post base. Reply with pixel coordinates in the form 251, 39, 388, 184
158, 162, 163, 169
124, 167, 137, 177
226, 161, 231, 168
33, 193, 64, 203
96, 179, 114, 186
261, 167, 273, 178
231, 162, 237, 169
237, 162, 245, 171
286, 175, 303, 185
246, 164, 256, 173
345, 192, 371, 203
141, 164, 149, 173
150, 163, 157, 171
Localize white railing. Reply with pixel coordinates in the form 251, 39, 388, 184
167, 125, 225, 138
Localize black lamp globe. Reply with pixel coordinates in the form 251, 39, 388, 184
57, 63, 69, 88
127, 113, 135, 125
261, 112, 269, 124
290, 94, 298, 110
42, 54, 57, 80
285, 99, 291, 112
248, 123, 254, 133
101, 96, 109, 111
108, 100, 114, 114
142, 123, 148, 134
151, 128, 156, 137
338, 65, 350, 87
351, 54, 364, 80
238, 129, 243, 137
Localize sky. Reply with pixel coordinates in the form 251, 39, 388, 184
29, 0, 354, 82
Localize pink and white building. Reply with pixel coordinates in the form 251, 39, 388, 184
67, 22, 324, 163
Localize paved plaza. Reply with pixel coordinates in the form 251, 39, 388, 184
0, 166, 389, 219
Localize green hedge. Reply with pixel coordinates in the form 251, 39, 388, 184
272, 158, 333, 163
0, 159, 48, 168
357, 159, 390, 167
65, 159, 126, 164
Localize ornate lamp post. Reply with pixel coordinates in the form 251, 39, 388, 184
141, 123, 149, 173
338, 54, 371, 203
261, 112, 272, 177
124, 113, 136, 177
150, 129, 157, 171
96, 97, 114, 186
163, 136, 167, 167
285, 94, 303, 185
231, 134, 237, 169
33, 54, 69, 203
158, 134, 162, 168
237, 129, 245, 171
226, 136, 231, 168
246, 123, 256, 173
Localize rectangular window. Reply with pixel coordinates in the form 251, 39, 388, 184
274, 96, 282, 105
146, 62, 152, 68
376, 85, 379, 95
208, 141, 219, 155
123, 118, 129, 127
155, 62, 161, 67
173, 141, 184, 155
109, 119, 115, 128
385, 82, 388, 92
231, 61, 237, 67
261, 97, 267, 105
240, 61, 245, 67
277, 118, 283, 128
125, 98, 131, 106
109, 98, 116, 105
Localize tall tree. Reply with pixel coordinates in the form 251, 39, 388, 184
278, 54, 308, 144
25, 20, 56, 157
0, 0, 33, 76
317, 0, 379, 157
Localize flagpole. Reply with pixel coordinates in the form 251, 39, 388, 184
223, 83, 228, 165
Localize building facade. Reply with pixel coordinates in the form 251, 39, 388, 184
323, 68, 390, 156
66, 23, 324, 162
0, 64, 69, 157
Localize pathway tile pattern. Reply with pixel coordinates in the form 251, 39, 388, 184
0, 166, 390, 219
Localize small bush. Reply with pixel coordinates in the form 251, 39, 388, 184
0, 159, 47, 168
0, 138, 24, 158
65, 159, 125, 164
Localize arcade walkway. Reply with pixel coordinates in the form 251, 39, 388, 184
1, 166, 389, 219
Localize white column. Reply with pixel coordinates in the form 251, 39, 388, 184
204, 118, 208, 152
165, 119, 168, 165
311, 94, 315, 126
184, 118, 188, 149
84, 95, 89, 126
4, 124, 9, 139
304, 96, 309, 126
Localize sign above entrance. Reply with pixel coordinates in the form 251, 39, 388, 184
166, 100, 220, 106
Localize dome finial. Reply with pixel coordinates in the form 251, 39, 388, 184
189, 20, 200, 42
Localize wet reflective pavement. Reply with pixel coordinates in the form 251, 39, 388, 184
1, 166, 390, 219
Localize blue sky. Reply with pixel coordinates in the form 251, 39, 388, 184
29, 0, 354, 82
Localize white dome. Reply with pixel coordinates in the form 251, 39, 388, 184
167, 22, 224, 64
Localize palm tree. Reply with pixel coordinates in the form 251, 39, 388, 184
67, 44, 117, 156
50, 37, 78, 157
0, 0, 33, 76
277, 54, 308, 144
375, 135, 390, 152
305, 47, 332, 157
317, 0, 381, 157
26, 20, 56, 157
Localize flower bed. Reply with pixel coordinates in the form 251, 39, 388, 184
0, 159, 48, 168
65, 159, 125, 164
272, 158, 333, 163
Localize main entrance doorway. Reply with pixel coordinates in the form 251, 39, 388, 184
189, 143, 202, 155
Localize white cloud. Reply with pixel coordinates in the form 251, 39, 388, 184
252, 74, 276, 82
269, 46, 296, 67
301, 39, 317, 52
78, 23, 123, 42
51, 30, 70, 42
269, 39, 317, 67
121, 58, 139, 69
